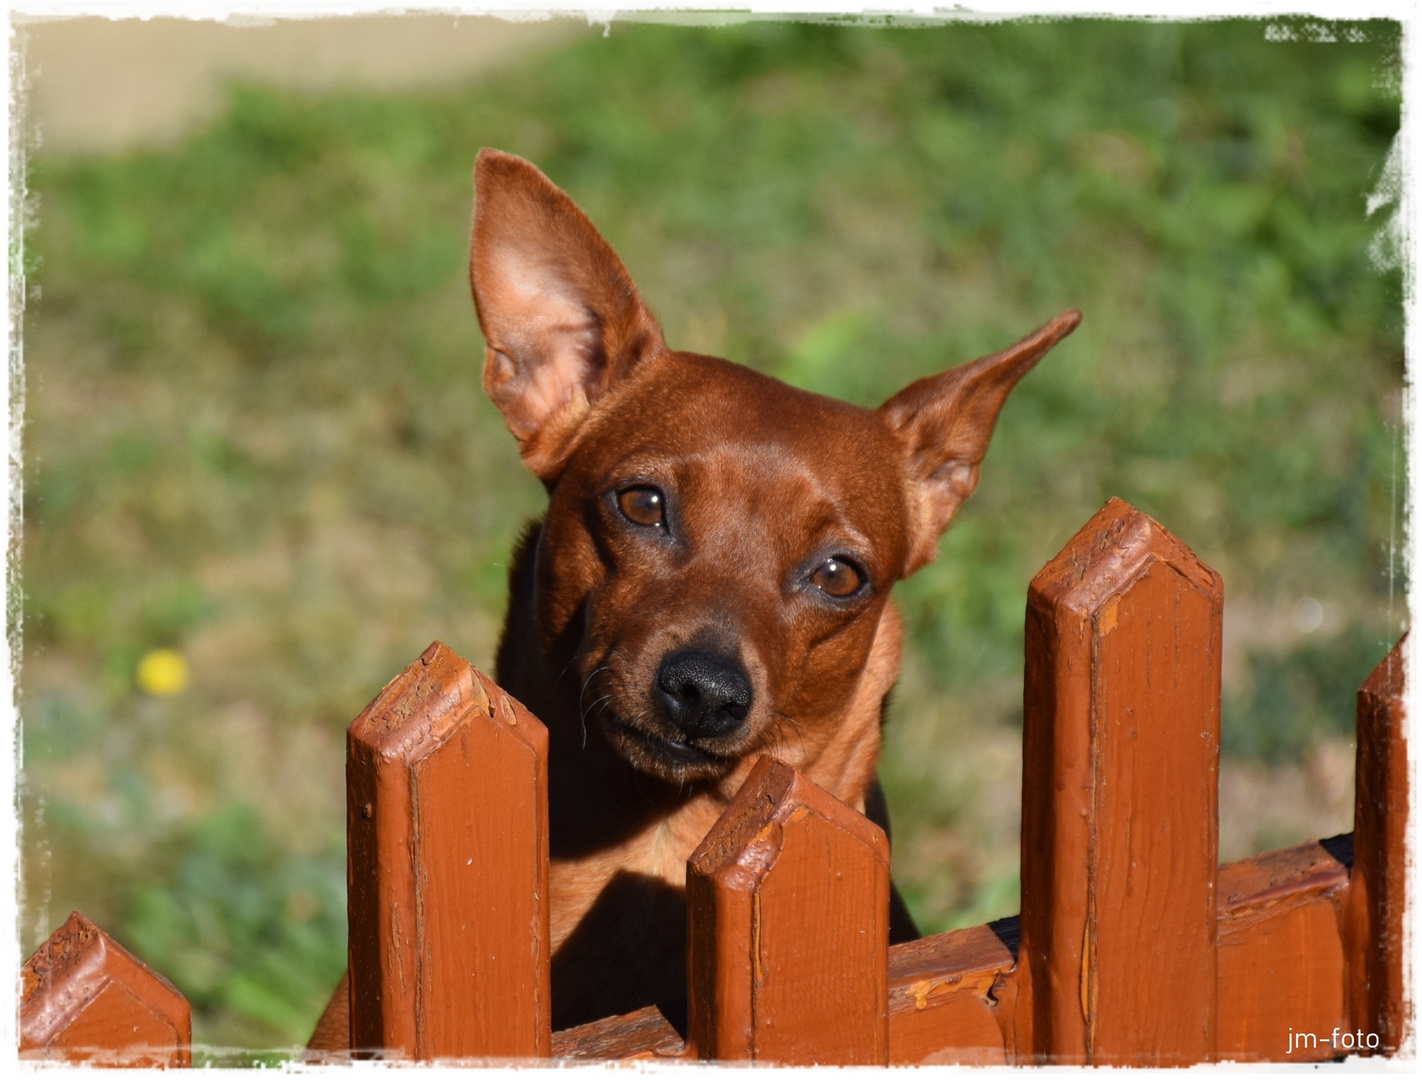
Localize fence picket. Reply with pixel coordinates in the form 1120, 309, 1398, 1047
1348, 636, 1409, 1053
1017, 497, 1222, 1065
345, 640, 551, 1060
686, 757, 889, 1064
20, 911, 191, 1067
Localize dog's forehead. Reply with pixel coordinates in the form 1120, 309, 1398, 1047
588, 351, 905, 485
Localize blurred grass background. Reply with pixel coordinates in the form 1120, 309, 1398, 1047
16, 16, 1404, 1058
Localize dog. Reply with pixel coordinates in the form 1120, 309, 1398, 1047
307, 149, 1078, 1049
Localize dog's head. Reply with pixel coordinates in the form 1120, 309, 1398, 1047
470, 149, 1078, 791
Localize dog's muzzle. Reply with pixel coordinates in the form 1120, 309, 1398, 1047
655, 649, 752, 740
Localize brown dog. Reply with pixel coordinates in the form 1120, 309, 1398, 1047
307, 150, 1078, 1050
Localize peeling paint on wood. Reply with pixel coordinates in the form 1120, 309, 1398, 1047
20, 911, 191, 1067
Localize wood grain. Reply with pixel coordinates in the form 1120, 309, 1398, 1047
686, 757, 890, 1063
1217, 837, 1350, 1061
346, 640, 551, 1060
886, 917, 1017, 1064
1017, 497, 1221, 1065
1348, 636, 1409, 1054
20, 911, 191, 1067
551, 1004, 688, 1060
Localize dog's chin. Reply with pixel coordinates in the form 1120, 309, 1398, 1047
600, 713, 740, 784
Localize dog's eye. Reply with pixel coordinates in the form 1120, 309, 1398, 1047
811, 557, 863, 598
618, 486, 666, 528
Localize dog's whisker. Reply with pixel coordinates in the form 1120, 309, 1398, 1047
581, 693, 617, 719
555, 653, 585, 688
577, 664, 617, 750
579, 689, 624, 751
771, 709, 810, 761
578, 664, 606, 705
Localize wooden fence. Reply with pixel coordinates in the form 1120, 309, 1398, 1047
20, 498, 1410, 1064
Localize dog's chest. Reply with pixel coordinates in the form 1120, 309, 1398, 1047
547, 800, 722, 951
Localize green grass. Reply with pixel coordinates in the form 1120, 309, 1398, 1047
18, 18, 1403, 1051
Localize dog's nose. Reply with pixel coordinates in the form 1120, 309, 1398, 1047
656, 650, 752, 739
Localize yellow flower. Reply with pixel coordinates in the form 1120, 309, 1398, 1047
136, 649, 189, 696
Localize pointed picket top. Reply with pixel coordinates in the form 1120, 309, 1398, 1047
21, 911, 191, 1067
687, 757, 889, 1064
1029, 495, 1222, 620
346, 640, 551, 1060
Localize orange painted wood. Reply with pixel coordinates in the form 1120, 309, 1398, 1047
1216, 837, 1350, 1062
556, 837, 1364, 1065
1348, 637, 1409, 1054
886, 917, 1017, 1064
1017, 498, 1221, 1065
552, 917, 1019, 1065
686, 757, 890, 1064
20, 911, 191, 1067
551, 1005, 689, 1060
346, 641, 551, 1060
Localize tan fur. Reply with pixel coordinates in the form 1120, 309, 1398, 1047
305, 151, 1077, 1053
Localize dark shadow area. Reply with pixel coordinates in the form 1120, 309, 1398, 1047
655, 998, 688, 1042
988, 914, 1021, 961
551, 870, 687, 1031
1319, 832, 1354, 869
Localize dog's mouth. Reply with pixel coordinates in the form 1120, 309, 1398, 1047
600, 711, 739, 781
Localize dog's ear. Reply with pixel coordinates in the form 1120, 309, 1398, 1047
470, 149, 666, 479
880, 310, 1080, 575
